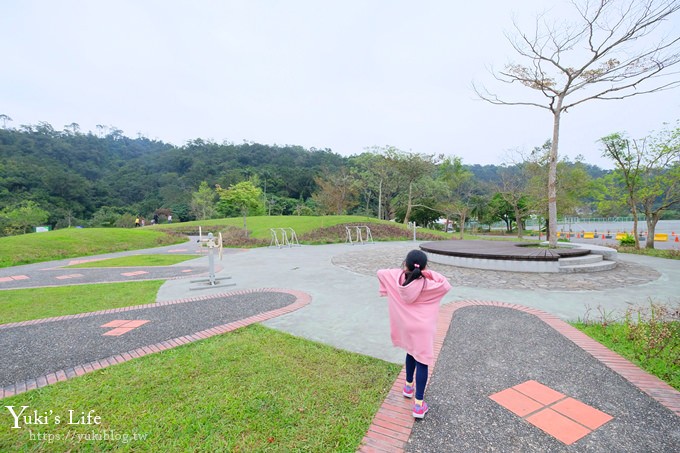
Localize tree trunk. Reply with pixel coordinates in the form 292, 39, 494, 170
548, 100, 563, 248
378, 179, 383, 220
403, 182, 413, 224
631, 202, 640, 249
242, 209, 248, 238
515, 207, 523, 239
459, 211, 467, 240
646, 213, 660, 249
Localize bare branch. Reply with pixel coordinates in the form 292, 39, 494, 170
471, 81, 551, 110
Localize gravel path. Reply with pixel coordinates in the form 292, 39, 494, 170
0, 291, 294, 387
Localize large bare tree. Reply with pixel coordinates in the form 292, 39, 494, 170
474, 0, 680, 247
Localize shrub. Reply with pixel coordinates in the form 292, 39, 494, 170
574, 301, 680, 390
619, 233, 636, 246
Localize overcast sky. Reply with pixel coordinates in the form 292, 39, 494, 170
3, 1, 679, 169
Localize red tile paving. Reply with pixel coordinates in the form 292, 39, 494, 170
55, 274, 85, 280
100, 320, 150, 336
120, 270, 149, 277
67, 259, 103, 265
0, 275, 30, 282
552, 397, 613, 430
100, 320, 131, 328
513, 380, 565, 405
103, 327, 136, 336
526, 408, 592, 445
489, 388, 544, 417
490, 380, 612, 445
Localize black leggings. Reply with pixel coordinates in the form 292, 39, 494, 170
405, 353, 428, 400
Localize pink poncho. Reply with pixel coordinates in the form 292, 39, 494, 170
377, 268, 452, 365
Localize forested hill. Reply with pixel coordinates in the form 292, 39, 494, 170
0, 125, 346, 228
0, 124, 609, 231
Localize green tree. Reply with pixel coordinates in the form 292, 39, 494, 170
523, 142, 594, 236
592, 174, 630, 218
353, 148, 403, 220
216, 181, 264, 235
488, 193, 516, 233
312, 168, 359, 215
190, 181, 218, 220
437, 156, 475, 238
475, 0, 680, 247
470, 193, 493, 233
349, 153, 382, 218
601, 133, 647, 248
603, 122, 680, 248
387, 149, 436, 224
0, 114, 12, 129
0, 200, 50, 235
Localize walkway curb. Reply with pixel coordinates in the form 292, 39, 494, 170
358, 300, 680, 452
0, 288, 311, 400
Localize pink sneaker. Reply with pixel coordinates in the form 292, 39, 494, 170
402, 384, 415, 398
413, 402, 429, 419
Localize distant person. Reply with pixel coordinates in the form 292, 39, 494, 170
167, 214, 172, 223
153, 213, 159, 225
135, 217, 140, 227
377, 249, 451, 419
141, 218, 145, 227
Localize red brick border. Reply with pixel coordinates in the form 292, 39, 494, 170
0, 288, 311, 400
358, 300, 680, 452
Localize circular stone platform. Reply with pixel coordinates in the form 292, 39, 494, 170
331, 244, 659, 291
420, 240, 595, 273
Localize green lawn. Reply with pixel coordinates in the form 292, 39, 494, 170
0, 324, 401, 452
0, 228, 187, 268
154, 215, 407, 239
616, 246, 680, 260
66, 255, 197, 268
0, 281, 163, 324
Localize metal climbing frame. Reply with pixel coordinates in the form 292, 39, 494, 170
345, 225, 374, 245
269, 227, 300, 248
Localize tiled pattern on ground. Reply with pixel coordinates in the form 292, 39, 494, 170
0, 266, 210, 290
0, 275, 30, 282
121, 270, 149, 277
490, 380, 613, 445
332, 245, 660, 291
100, 319, 150, 336
54, 273, 84, 280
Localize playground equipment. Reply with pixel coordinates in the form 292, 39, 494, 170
269, 228, 300, 248
190, 229, 235, 290
345, 225, 374, 245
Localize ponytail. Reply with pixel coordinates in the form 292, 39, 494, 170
402, 250, 428, 286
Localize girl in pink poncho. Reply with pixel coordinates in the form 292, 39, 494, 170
377, 249, 451, 419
